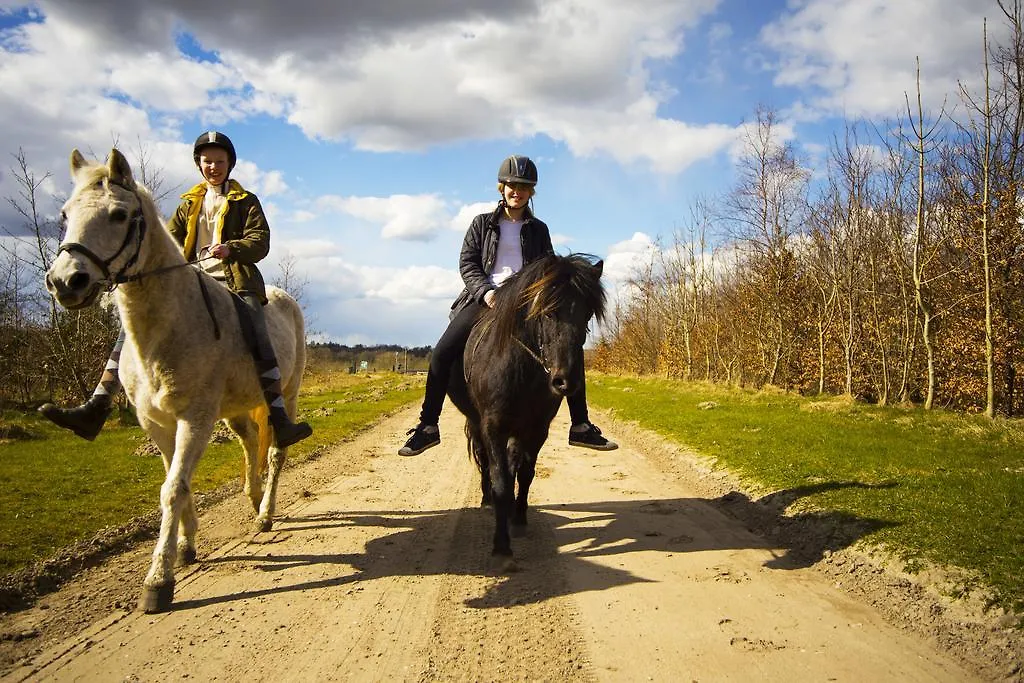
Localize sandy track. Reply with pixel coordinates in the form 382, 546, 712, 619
0, 400, 1007, 681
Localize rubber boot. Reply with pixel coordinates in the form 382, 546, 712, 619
39, 395, 113, 441
257, 360, 312, 448
268, 404, 313, 448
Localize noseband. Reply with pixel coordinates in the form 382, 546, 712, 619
57, 205, 147, 289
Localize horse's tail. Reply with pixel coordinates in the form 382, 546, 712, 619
464, 420, 486, 471
252, 404, 271, 478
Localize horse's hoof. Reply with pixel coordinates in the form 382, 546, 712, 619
255, 517, 273, 533
177, 548, 197, 566
137, 583, 175, 613
479, 497, 492, 508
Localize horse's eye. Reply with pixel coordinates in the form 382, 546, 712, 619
109, 207, 128, 222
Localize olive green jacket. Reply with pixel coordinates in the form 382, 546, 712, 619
167, 180, 269, 302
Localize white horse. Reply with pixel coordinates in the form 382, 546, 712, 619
45, 148, 307, 613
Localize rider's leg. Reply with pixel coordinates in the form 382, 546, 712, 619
39, 328, 125, 441
567, 365, 618, 451
243, 294, 313, 449
399, 302, 483, 456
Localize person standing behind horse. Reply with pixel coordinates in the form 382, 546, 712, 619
399, 154, 617, 456
40, 131, 312, 449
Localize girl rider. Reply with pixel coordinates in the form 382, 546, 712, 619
40, 131, 312, 449
399, 155, 617, 456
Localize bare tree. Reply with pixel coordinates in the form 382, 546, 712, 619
723, 105, 811, 386
905, 59, 949, 409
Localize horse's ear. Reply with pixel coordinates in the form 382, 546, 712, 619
107, 148, 136, 189
69, 149, 88, 178
592, 259, 604, 278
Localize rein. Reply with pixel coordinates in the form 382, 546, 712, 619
513, 335, 550, 375
465, 313, 551, 381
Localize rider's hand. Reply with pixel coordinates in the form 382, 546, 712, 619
484, 289, 496, 308
210, 243, 231, 259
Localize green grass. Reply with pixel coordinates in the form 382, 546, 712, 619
586, 375, 1024, 616
0, 372, 422, 576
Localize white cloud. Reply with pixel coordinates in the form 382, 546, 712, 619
450, 201, 495, 232
761, 0, 1004, 119
277, 238, 345, 261
1, 0, 734, 179
603, 231, 658, 290
318, 193, 451, 241
365, 265, 462, 302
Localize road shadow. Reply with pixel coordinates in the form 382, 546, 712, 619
171, 479, 897, 612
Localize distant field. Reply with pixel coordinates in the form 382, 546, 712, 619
0, 372, 423, 576
585, 374, 1024, 618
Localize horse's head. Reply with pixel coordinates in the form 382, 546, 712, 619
494, 253, 606, 398
45, 148, 147, 309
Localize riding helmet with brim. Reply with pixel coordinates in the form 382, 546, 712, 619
193, 131, 237, 172
498, 155, 538, 186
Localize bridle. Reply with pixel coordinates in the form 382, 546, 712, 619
56, 178, 221, 337
57, 179, 213, 290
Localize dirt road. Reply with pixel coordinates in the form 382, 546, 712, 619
1, 401, 1018, 681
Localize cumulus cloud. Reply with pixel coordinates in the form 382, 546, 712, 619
3, 0, 730, 174
450, 201, 495, 232
761, 0, 1005, 119
603, 231, 659, 295
317, 193, 451, 241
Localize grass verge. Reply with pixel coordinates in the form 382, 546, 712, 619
0, 372, 422, 579
586, 374, 1024, 618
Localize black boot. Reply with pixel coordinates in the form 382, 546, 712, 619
39, 395, 113, 441
267, 405, 312, 448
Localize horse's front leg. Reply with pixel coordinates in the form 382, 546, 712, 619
139, 417, 198, 566
512, 449, 537, 533
139, 416, 215, 613
512, 427, 548, 532
483, 430, 513, 557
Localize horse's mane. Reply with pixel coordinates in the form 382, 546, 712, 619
488, 253, 606, 356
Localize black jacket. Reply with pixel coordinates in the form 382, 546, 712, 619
449, 203, 554, 319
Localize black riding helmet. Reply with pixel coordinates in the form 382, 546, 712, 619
497, 155, 538, 186
193, 131, 237, 172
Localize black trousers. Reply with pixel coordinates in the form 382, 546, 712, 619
418, 301, 590, 427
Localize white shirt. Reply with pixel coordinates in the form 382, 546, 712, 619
197, 183, 227, 279
490, 217, 524, 287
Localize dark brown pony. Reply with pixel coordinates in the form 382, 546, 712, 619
447, 253, 606, 558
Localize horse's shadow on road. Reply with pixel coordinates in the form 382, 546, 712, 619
173, 480, 897, 612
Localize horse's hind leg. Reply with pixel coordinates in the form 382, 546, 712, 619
140, 416, 215, 613
257, 444, 287, 532
227, 415, 263, 513
483, 431, 514, 557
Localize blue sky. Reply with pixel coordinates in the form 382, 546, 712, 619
0, 0, 1004, 346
